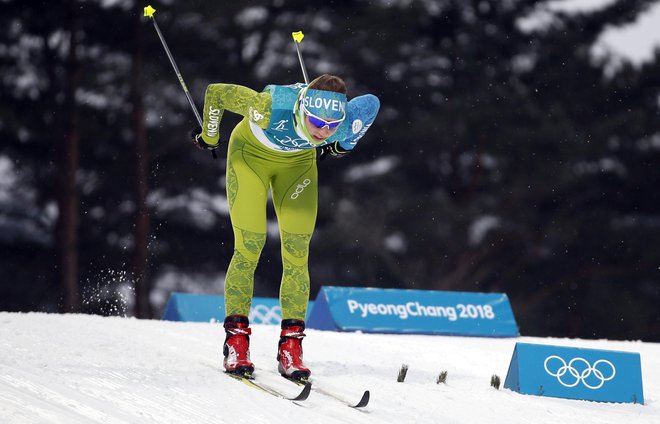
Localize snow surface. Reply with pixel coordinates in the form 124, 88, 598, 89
0, 312, 658, 424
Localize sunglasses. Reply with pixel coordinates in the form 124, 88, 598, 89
300, 100, 345, 130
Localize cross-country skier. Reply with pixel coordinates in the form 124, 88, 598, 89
191, 74, 380, 382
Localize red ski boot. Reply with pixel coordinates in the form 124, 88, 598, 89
223, 315, 254, 377
277, 319, 311, 382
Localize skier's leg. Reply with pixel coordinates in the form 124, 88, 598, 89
270, 156, 317, 321
271, 154, 316, 380
224, 130, 270, 318
221, 128, 272, 374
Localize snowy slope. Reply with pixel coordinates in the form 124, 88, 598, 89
0, 313, 658, 424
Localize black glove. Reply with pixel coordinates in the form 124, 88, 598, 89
190, 126, 219, 150
319, 141, 351, 161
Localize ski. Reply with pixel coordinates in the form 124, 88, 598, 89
315, 386, 370, 408
282, 376, 370, 408
225, 372, 311, 402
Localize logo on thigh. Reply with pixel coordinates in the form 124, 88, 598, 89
290, 178, 311, 199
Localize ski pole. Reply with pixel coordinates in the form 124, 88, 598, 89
291, 31, 309, 84
143, 5, 216, 158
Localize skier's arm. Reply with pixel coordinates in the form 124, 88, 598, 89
200, 84, 272, 146
337, 94, 380, 151
319, 94, 380, 160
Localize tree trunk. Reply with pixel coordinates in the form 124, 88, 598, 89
131, 3, 151, 319
55, 0, 81, 313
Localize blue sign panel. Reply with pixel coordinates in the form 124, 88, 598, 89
504, 342, 644, 404
161, 292, 314, 325
306, 286, 519, 337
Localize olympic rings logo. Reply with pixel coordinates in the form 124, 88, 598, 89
249, 305, 282, 325
544, 356, 616, 390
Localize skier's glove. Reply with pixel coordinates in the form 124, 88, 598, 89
319, 141, 351, 161
190, 126, 219, 150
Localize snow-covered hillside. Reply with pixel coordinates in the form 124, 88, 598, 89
0, 313, 657, 423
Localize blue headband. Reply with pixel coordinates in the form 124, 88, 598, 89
300, 88, 347, 121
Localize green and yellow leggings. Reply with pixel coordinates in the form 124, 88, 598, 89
224, 118, 317, 322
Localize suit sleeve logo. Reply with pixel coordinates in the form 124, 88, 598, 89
352, 119, 363, 134
206, 106, 220, 137
249, 107, 264, 122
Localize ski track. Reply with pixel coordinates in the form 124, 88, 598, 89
0, 312, 658, 424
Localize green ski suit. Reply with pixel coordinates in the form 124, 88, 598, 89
202, 84, 316, 321
200, 82, 379, 321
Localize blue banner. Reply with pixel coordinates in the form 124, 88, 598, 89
504, 342, 644, 404
161, 292, 313, 325
306, 286, 518, 337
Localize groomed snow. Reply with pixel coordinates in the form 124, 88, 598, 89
0, 312, 657, 423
